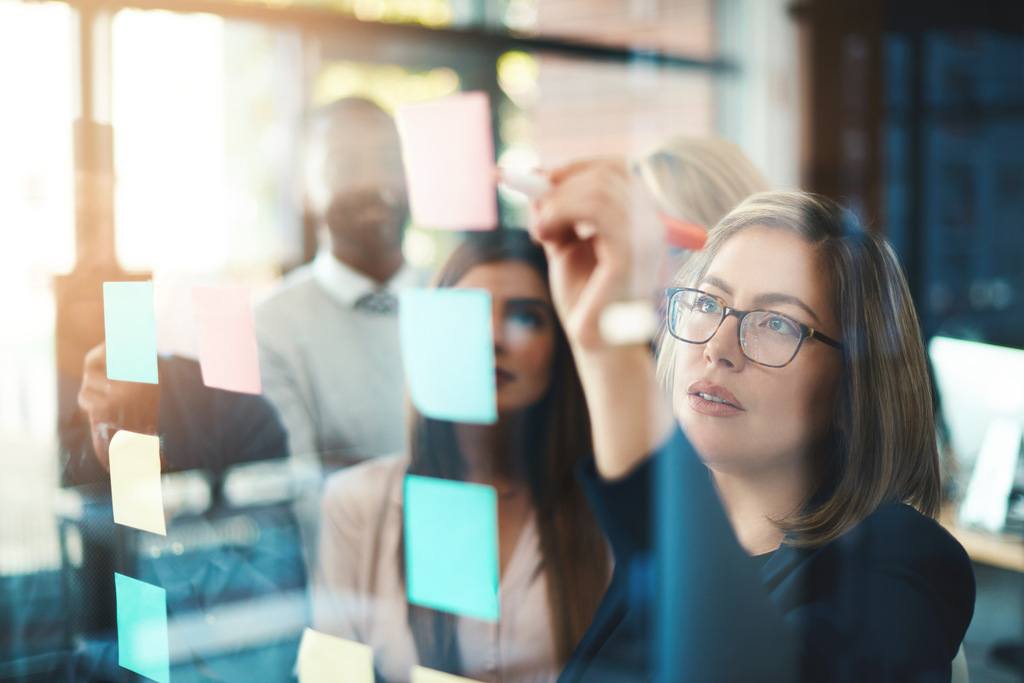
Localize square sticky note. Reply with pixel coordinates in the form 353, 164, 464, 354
192, 286, 262, 395
115, 573, 170, 683
399, 288, 496, 425
104, 281, 159, 384
404, 475, 499, 622
109, 430, 166, 535
411, 666, 484, 683
395, 91, 497, 231
297, 628, 374, 683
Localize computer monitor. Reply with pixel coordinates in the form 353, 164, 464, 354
929, 336, 1024, 533
930, 336, 1024, 465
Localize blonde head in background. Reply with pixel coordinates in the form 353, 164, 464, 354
635, 135, 770, 232
633, 135, 771, 308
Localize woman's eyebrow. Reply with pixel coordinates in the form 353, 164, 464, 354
751, 293, 822, 325
700, 275, 733, 295
700, 275, 822, 324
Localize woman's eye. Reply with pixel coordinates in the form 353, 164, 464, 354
762, 315, 799, 336
694, 295, 720, 313
507, 309, 544, 330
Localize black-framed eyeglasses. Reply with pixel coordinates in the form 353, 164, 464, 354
666, 287, 843, 368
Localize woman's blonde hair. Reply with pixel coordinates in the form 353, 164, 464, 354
634, 136, 770, 228
656, 191, 940, 547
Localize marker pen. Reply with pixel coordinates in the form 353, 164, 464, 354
498, 168, 598, 239
499, 167, 707, 251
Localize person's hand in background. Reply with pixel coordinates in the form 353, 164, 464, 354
76, 343, 160, 471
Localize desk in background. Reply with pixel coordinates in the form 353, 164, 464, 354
940, 505, 1024, 574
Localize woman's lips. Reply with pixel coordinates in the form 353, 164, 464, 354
687, 392, 745, 417
496, 368, 515, 387
686, 379, 745, 417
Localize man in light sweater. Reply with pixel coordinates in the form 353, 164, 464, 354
255, 99, 422, 561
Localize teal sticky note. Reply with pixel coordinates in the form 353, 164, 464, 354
115, 572, 170, 683
399, 288, 496, 424
404, 475, 499, 621
103, 282, 159, 384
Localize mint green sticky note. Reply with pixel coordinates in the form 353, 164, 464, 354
399, 288, 496, 424
103, 282, 159, 384
404, 475, 499, 621
115, 572, 170, 683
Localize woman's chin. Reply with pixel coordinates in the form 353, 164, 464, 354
495, 400, 532, 421
678, 422, 746, 467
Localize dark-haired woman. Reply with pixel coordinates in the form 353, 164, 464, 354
313, 230, 609, 683
529, 160, 975, 682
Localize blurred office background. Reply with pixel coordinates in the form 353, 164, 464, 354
1, 0, 1021, 681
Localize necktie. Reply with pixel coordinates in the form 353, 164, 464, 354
354, 290, 398, 315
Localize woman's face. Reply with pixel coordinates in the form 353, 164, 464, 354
455, 261, 557, 414
672, 226, 843, 476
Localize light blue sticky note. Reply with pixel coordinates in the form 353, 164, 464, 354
115, 572, 170, 683
103, 282, 159, 384
399, 288, 496, 424
404, 475, 499, 621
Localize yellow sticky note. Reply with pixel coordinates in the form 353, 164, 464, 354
410, 666, 484, 683
297, 628, 374, 683
109, 430, 166, 536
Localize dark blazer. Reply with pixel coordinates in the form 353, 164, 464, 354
64, 355, 288, 485
561, 427, 976, 683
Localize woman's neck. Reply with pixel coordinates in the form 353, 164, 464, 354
455, 415, 536, 576
454, 415, 530, 494
709, 459, 810, 556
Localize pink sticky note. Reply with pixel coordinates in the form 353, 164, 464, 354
192, 286, 262, 394
396, 91, 498, 231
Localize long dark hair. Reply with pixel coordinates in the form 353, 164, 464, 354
401, 229, 608, 675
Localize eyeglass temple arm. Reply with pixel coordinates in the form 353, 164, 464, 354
808, 328, 843, 349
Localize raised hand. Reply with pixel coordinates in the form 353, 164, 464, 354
528, 158, 673, 477
77, 343, 160, 470
530, 158, 663, 350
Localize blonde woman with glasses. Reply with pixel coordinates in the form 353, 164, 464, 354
528, 160, 974, 682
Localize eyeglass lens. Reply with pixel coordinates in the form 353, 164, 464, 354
670, 290, 804, 367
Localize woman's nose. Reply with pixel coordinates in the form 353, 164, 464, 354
491, 311, 507, 354
703, 315, 744, 370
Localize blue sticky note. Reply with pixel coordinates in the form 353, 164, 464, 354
404, 475, 499, 621
115, 573, 170, 683
103, 282, 159, 384
399, 288, 496, 424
